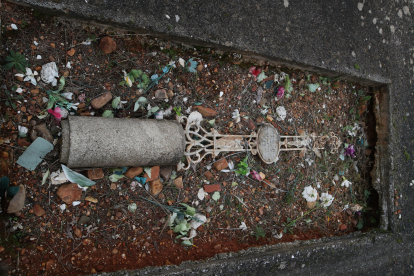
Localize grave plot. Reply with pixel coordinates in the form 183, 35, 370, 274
0, 3, 380, 275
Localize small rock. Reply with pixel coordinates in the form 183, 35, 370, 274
204, 171, 214, 180
85, 196, 98, 203
173, 176, 183, 189
57, 183, 82, 205
214, 244, 221, 250
17, 138, 31, 147
160, 166, 172, 181
124, 167, 143, 178
144, 166, 160, 182
15, 75, 23, 81
197, 64, 204, 72
144, 241, 151, 247
33, 204, 45, 216
154, 89, 168, 100
150, 179, 163, 196
45, 259, 55, 271
167, 90, 174, 98
203, 184, 221, 193
182, 196, 189, 203
91, 268, 97, 274
91, 92, 112, 109
36, 246, 44, 252
33, 123, 53, 143
96, 264, 104, 272
340, 224, 347, 231
0, 246, 4, 253
112, 248, 118, 254
99, 37, 117, 55
87, 168, 104, 180
259, 172, 266, 180
256, 117, 264, 123
244, 118, 256, 130
194, 106, 218, 117
213, 159, 228, 171
307, 201, 316, 209
67, 48, 75, 56
110, 183, 117, 190
78, 215, 90, 226
74, 228, 82, 238
7, 185, 25, 213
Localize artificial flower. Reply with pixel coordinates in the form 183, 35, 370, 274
61, 92, 73, 100
341, 178, 352, 188
41, 62, 59, 86
276, 86, 285, 99
276, 106, 287, 121
48, 107, 63, 121
15, 67, 38, 86
18, 125, 28, 137
251, 170, 262, 181
249, 66, 262, 81
344, 144, 356, 158
232, 109, 241, 123
122, 70, 132, 87
15, 87, 23, 93
320, 192, 334, 207
302, 185, 318, 202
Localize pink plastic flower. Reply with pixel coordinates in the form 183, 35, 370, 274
276, 86, 285, 98
48, 107, 63, 121
251, 170, 262, 181
249, 67, 262, 81
78, 93, 86, 102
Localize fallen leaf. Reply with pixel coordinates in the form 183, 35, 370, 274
67, 48, 76, 56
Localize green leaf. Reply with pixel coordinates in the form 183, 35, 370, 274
112, 96, 121, 109
7, 186, 19, 197
56, 77, 65, 93
284, 75, 291, 91
256, 72, 267, 82
231, 182, 238, 187
180, 203, 195, 216
134, 100, 140, 112
142, 74, 149, 84
208, 119, 215, 126
109, 174, 125, 182
182, 240, 193, 246
3, 62, 15, 69
212, 191, 220, 201
130, 69, 140, 78
102, 110, 114, 118
0, 176, 10, 192
308, 83, 320, 93
47, 97, 55, 109
62, 165, 96, 187
119, 81, 126, 85
41, 169, 50, 185
37, 113, 48, 119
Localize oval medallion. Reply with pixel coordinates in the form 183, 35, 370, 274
257, 124, 280, 164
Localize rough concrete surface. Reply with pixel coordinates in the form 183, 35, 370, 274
8, 0, 414, 275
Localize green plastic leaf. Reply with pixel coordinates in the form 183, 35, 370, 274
180, 203, 195, 216
47, 97, 55, 109
0, 176, 10, 192
231, 182, 238, 187
149, 106, 159, 115
62, 165, 96, 187
112, 97, 121, 109
102, 110, 114, 118
182, 240, 193, 246
41, 169, 50, 185
130, 69, 140, 78
7, 186, 19, 197
56, 77, 65, 93
208, 119, 215, 126
134, 96, 148, 111
134, 100, 140, 112
256, 72, 267, 82
212, 191, 220, 201
37, 112, 48, 119
308, 83, 320, 93
109, 174, 125, 182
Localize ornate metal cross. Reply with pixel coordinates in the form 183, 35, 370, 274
177, 112, 341, 170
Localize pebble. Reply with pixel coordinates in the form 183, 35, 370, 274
154, 89, 168, 100
160, 166, 172, 181
91, 92, 112, 109
203, 184, 221, 193
78, 215, 91, 226
194, 106, 218, 117
33, 123, 54, 143
204, 171, 214, 180
7, 185, 25, 213
85, 196, 98, 203
57, 183, 82, 205
33, 204, 45, 216
96, 264, 104, 271
197, 64, 204, 72
17, 138, 31, 147
182, 196, 189, 203
112, 248, 118, 254
87, 168, 104, 180
173, 176, 183, 189
213, 159, 228, 171
167, 90, 174, 98
244, 118, 256, 130
150, 179, 163, 196
124, 167, 143, 178
144, 166, 160, 182
99, 37, 117, 55
74, 228, 82, 238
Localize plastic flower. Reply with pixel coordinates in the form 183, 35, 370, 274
122, 70, 132, 87
276, 86, 285, 99
251, 170, 262, 181
48, 107, 63, 121
302, 186, 318, 202
344, 144, 356, 158
18, 125, 28, 137
41, 62, 59, 86
249, 67, 262, 81
15, 67, 38, 86
276, 106, 287, 121
320, 192, 334, 207
341, 178, 352, 188
232, 109, 240, 123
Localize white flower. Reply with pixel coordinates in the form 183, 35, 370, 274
16, 87, 23, 94
69, 103, 80, 110
197, 188, 208, 200
302, 185, 318, 202
188, 111, 203, 125
239, 222, 247, 231
34, 41, 39, 46
232, 109, 240, 123
320, 192, 334, 207
61, 92, 73, 100
18, 125, 28, 137
16, 68, 38, 86
122, 70, 132, 87
276, 106, 287, 121
341, 178, 352, 188
348, 123, 360, 136
72, 201, 81, 206
178, 58, 185, 67
41, 62, 59, 86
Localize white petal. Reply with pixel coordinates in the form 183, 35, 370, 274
36, 55, 42, 60
33, 41, 39, 46
11, 24, 18, 30
16, 88, 23, 93
197, 188, 207, 200
15, 73, 24, 78
25, 68, 32, 75
72, 201, 81, 206
33, 71, 38, 76
51, 78, 57, 86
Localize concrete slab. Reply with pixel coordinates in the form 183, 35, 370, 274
8, 0, 414, 275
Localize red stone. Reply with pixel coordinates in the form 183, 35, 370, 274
204, 171, 214, 180
124, 167, 143, 178
99, 36, 116, 55
56, 183, 82, 205
33, 204, 45, 216
144, 166, 160, 182
340, 224, 347, 231
87, 168, 104, 180
194, 106, 218, 117
203, 184, 221, 193
91, 92, 112, 109
213, 159, 228, 171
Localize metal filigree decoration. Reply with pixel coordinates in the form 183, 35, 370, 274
177, 112, 341, 170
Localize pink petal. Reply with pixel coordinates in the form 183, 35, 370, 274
276, 86, 285, 98
48, 108, 62, 121
251, 170, 262, 181
249, 66, 256, 74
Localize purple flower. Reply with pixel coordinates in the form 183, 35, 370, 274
276, 86, 285, 98
344, 144, 356, 158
